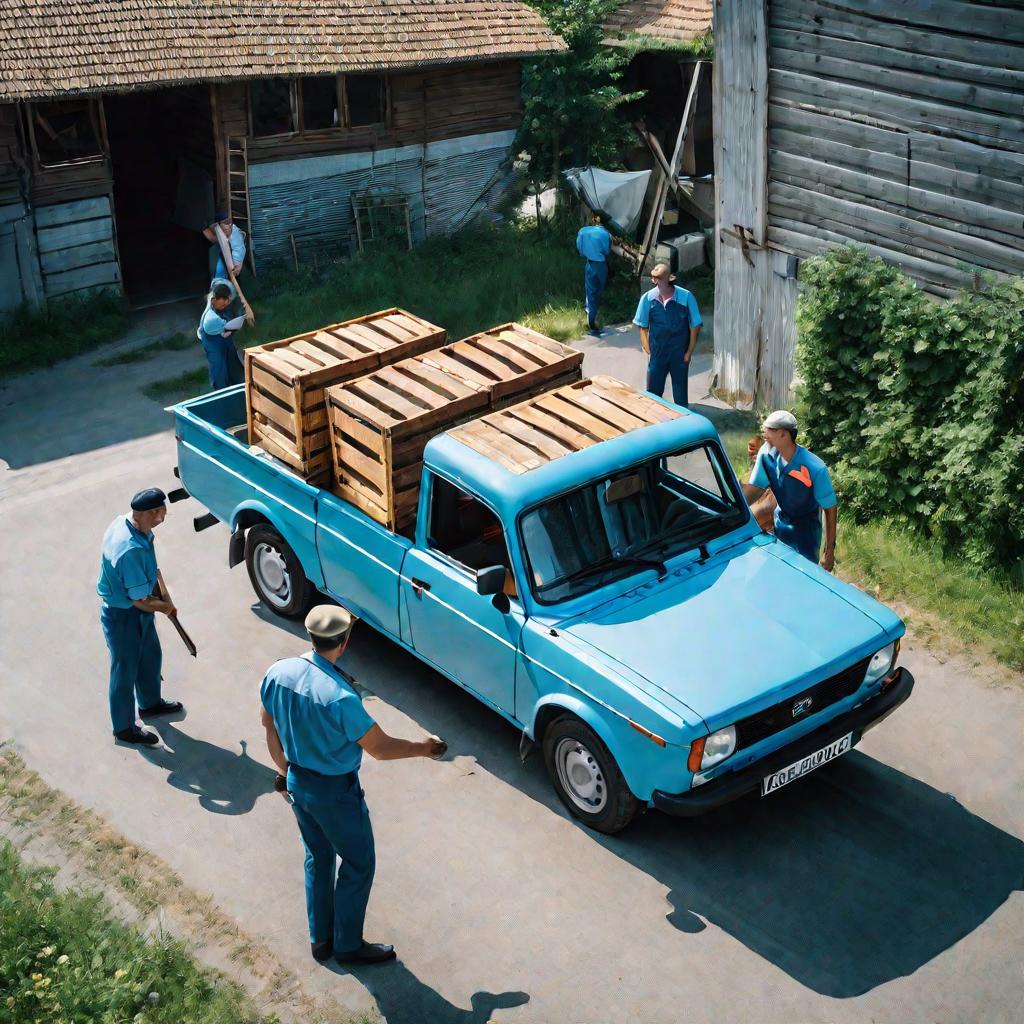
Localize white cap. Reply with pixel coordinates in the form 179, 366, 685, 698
762, 409, 798, 432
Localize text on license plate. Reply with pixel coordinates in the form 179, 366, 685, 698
761, 733, 853, 796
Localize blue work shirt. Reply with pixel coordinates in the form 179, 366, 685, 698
198, 299, 231, 340
751, 444, 837, 514
577, 224, 611, 262
633, 285, 703, 339
97, 515, 158, 609
260, 653, 376, 775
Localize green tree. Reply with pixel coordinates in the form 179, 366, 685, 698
517, 0, 640, 200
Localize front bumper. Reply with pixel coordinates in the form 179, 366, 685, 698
652, 667, 915, 817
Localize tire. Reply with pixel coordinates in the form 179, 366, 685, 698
542, 715, 638, 834
244, 524, 314, 619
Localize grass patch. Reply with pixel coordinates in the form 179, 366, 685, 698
0, 290, 128, 378
714, 411, 1024, 672
0, 840, 276, 1024
143, 367, 209, 403
147, 218, 715, 398
95, 332, 194, 367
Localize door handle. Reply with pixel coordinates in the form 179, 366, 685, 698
410, 577, 431, 595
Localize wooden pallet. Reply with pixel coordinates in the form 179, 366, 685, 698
245, 309, 446, 485
447, 376, 684, 474
326, 324, 582, 528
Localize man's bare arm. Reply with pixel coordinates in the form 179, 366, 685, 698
260, 706, 289, 774
742, 482, 765, 504
358, 724, 445, 761
132, 595, 175, 615
639, 327, 650, 354
685, 324, 701, 362
822, 506, 838, 573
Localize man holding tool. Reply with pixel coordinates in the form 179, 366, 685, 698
97, 488, 185, 746
260, 605, 446, 966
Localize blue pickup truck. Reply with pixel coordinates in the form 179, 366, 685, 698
173, 380, 913, 834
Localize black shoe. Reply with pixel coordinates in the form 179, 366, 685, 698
334, 941, 396, 965
114, 726, 159, 746
311, 941, 333, 963
139, 700, 183, 718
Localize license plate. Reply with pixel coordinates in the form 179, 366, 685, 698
761, 733, 852, 796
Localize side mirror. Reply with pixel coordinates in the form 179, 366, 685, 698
476, 564, 506, 596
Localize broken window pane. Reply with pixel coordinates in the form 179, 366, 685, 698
301, 76, 339, 131
31, 100, 103, 166
346, 75, 386, 127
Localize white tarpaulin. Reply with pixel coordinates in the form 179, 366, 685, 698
562, 166, 652, 237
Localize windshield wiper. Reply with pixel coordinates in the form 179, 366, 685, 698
538, 553, 667, 594
641, 511, 747, 560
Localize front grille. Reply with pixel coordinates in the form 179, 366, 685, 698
734, 656, 872, 751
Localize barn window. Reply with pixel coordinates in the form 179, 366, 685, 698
345, 74, 387, 127
250, 80, 295, 137
29, 99, 105, 167
301, 76, 340, 131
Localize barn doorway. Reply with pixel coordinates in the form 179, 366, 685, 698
105, 85, 216, 307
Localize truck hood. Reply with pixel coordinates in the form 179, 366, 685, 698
557, 542, 899, 728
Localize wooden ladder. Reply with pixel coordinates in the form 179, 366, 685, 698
226, 136, 256, 274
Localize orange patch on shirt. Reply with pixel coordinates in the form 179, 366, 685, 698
788, 465, 813, 488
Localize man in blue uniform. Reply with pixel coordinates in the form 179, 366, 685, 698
260, 606, 447, 966
633, 263, 703, 407
576, 211, 611, 338
97, 488, 184, 746
197, 281, 244, 390
743, 410, 838, 571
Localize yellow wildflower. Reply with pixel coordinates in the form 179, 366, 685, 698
114, 968, 127, 979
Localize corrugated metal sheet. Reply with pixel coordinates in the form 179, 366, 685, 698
247, 130, 516, 267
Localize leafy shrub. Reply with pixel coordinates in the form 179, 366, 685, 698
795, 246, 1024, 578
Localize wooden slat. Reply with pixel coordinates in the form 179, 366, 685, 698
375, 364, 453, 410
369, 316, 417, 342
445, 340, 513, 380
250, 389, 298, 439
472, 333, 537, 372
506, 404, 597, 450
496, 329, 564, 364
290, 340, 343, 367
533, 392, 623, 441
485, 411, 575, 461
329, 385, 402, 430
348, 377, 425, 422
335, 439, 388, 490
455, 419, 545, 473
342, 322, 394, 351
420, 350, 495, 388
311, 331, 368, 360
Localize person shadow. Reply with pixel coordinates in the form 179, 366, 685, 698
331, 958, 529, 1024
140, 721, 278, 815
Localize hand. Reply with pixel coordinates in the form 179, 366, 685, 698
822, 551, 835, 573
273, 773, 288, 793
641, 338, 649, 355
163, 602, 178, 617
424, 736, 447, 760
232, 263, 243, 276
683, 351, 692, 364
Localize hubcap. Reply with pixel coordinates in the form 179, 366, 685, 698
253, 542, 292, 608
554, 737, 607, 814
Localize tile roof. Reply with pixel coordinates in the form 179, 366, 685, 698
0, 0, 565, 101
604, 0, 711, 45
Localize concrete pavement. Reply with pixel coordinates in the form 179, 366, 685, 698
1, 316, 1022, 1024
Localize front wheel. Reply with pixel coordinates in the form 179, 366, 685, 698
244, 524, 313, 619
542, 716, 638, 834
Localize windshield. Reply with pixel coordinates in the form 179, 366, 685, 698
520, 442, 748, 604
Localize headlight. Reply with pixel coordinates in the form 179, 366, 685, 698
688, 725, 736, 772
863, 642, 897, 685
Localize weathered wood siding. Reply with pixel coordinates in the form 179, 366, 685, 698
714, 0, 1024, 406
0, 104, 23, 205
34, 195, 122, 299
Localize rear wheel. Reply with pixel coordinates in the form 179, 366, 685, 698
542, 715, 638, 834
244, 524, 313, 619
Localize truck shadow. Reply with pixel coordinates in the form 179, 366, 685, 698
332, 624, 1024, 1000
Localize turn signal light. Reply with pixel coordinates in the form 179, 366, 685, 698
688, 736, 706, 772
629, 719, 666, 747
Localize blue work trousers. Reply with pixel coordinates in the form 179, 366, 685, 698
774, 511, 823, 564
646, 341, 689, 407
287, 766, 376, 953
100, 605, 163, 733
199, 330, 244, 391
584, 260, 608, 328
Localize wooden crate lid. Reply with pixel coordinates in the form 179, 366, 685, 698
247, 308, 445, 387
447, 376, 684, 474
433, 323, 583, 400
327, 355, 490, 440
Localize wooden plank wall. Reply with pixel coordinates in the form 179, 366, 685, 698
767, 0, 1024, 297
0, 104, 24, 205
34, 195, 122, 299
714, 0, 1024, 406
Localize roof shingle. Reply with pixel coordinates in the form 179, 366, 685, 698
604, 0, 711, 45
0, 0, 566, 101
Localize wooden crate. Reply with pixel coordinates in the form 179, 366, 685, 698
327, 324, 583, 528
447, 376, 684, 473
244, 309, 446, 485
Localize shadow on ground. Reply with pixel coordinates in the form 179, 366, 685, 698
334, 959, 529, 1024
140, 721, 277, 814
256, 607, 1024, 1000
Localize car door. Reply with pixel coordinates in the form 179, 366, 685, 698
400, 472, 524, 718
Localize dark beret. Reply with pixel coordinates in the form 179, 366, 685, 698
130, 488, 167, 512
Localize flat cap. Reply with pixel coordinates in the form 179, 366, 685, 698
305, 604, 354, 641
130, 487, 167, 511
762, 410, 798, 432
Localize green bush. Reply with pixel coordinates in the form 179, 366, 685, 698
795, 247, 1024, 577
